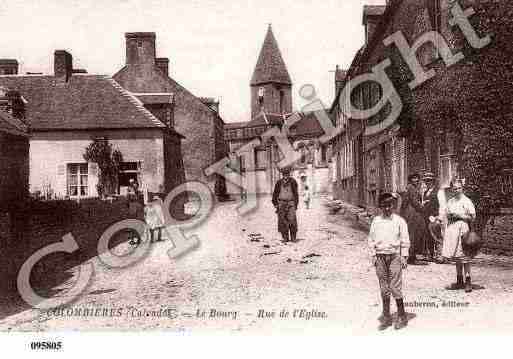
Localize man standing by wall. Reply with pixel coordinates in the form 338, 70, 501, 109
422, 172, 442, 262
272, 167, 299, 243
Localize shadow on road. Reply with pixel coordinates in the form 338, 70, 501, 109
0, 229, 133, 322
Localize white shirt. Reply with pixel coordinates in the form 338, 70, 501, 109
368, 213, 410, 257
445, 194, 476, 219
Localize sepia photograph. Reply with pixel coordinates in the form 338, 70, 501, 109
1, 0, 513, 355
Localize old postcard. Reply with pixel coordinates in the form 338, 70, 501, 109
1, 0, 513, 354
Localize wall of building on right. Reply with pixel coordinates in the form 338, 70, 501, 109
332, 0, 513, 247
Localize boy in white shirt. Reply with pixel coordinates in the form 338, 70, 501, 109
368, 192, 410, 330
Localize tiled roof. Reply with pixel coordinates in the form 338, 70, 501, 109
133, 93, 174, 105
250, 25, 292, 86
224, 121, 249, 129
0, 74, 166, 131
247, 112, 285, 127
286, 111, 325, 137
0, 110, 29, 137
224, 110, 327, 138
113, 64, 218, 117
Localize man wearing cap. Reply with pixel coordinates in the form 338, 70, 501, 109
422, 172, 443, 262
272, 167, 299, 243
368, 192, 410, 330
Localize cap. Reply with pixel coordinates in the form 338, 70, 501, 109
378, 192, 396, 207
423, 172, 435, 180
280, 166, 292, 174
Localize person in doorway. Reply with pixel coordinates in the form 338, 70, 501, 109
272, 166, 299, 243
400, 173, 428, 264
422, 172, 442, 262
368, 192, 410, 330
299, 174, 312, 209
128, 179, 143, 246
441, 178, 476, 292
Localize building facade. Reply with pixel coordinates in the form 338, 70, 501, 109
113, 32, 228, 192
0, 50, 185, 199
336, 0, 513, 229
224, 25, 333, 195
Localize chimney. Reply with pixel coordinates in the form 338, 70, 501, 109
125, 32, 156, 65
363, 5, 386, 45
0, 59, 19, 75
54, 50, 73, 82
155, 57, 169, 77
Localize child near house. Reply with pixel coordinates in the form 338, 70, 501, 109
368, 192, 410, 330
299, 174, 311, 209
145, 195, 165, 242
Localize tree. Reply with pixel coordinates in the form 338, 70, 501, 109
458, 120, 513, 236
83, 138, 123, 197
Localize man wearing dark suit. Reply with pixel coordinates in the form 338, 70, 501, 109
272, 167, 299, 243
422, 172, 441, 262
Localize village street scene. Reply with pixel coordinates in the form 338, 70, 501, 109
1, 0, 513, 336
2, 197, 513, 333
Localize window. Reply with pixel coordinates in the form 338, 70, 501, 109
279, 90, 285, 114
68, 163, 88, 197
166, 108, 174, 128
255, 149, 267, 169
300, 147, 307, 166
434, 0, 442, 33
321, 145, 327, 163
499, 170, 513, 196
137, 39, 143, 48
258, 87, 265, 106
239, 155, 246, 173
427, 0, 443, 61
119, 162, 140, 193
439, 155, 456, 188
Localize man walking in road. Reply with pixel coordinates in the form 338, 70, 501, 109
272, 167, 299, 243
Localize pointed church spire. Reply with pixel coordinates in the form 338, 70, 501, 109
250, 24, 292, 86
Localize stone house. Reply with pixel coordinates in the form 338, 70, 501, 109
0, 99, 29, 251
335, 1, 509, 206
0, 50, 185, 199
328, 65, 366, 206
113, 32, 227, 192
0, 101, 29, 210
335, 0, 513, 250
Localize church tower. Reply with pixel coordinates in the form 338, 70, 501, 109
250, 25, 292, 119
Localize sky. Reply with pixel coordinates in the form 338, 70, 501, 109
0, 0, 385, 122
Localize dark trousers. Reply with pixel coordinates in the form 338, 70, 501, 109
277, 200, 297, 241
427, 220, 443, 257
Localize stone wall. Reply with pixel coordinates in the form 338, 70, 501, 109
482, 214, 513, 256
1, 197, 144, 294
0, 132, 29, 211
